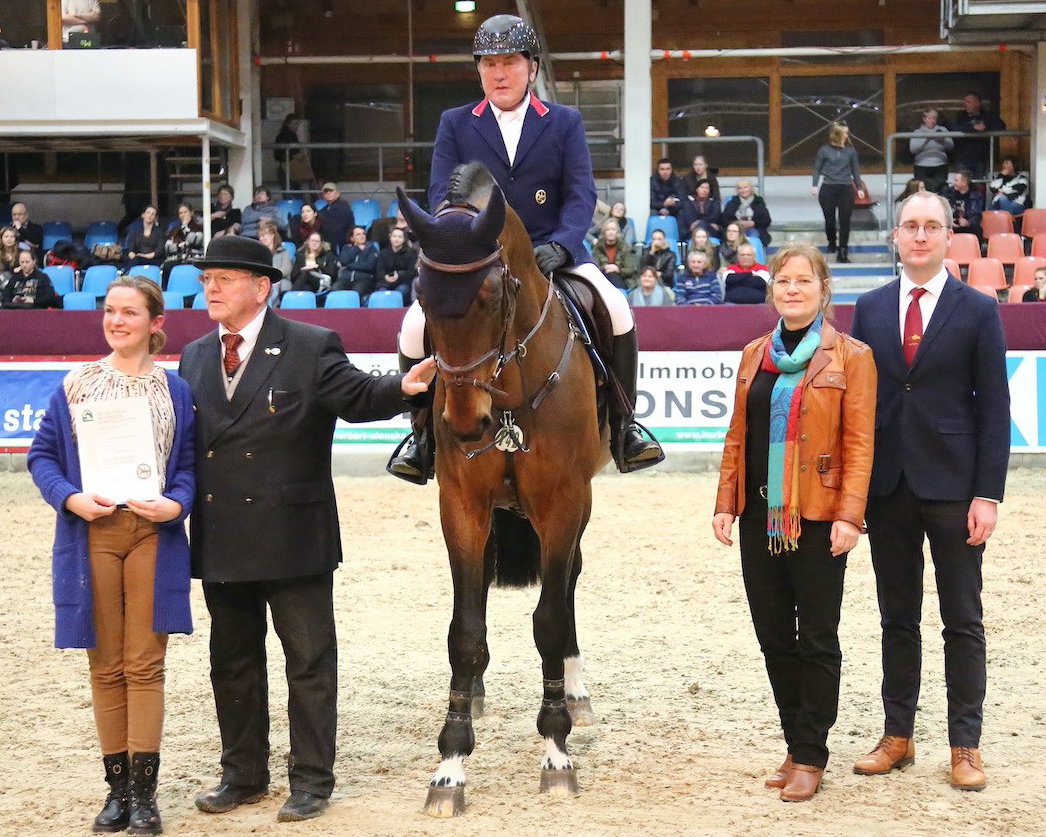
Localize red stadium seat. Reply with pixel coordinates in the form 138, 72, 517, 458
1019, 208, 1046, 239
943, 258, 961, 279
947, 233, 981, 265
986, 233, 1024, 265
966, 258, 1006, 291
971, 284, 999, 300
1031, 233, 1046, 258
980, 210, 1014, 238
1012, 257, 1046, 289
1008, 284, 1034, 303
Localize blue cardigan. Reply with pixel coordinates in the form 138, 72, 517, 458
28, 369, 196, 649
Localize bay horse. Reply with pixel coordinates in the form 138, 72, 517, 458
397, 163, 609, 817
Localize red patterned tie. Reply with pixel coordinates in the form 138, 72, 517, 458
221, 333, 244, 376
903, 287, 927, 366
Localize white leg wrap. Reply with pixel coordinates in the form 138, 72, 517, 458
564, 655, 589, 699
541, 738, 573, 770
398, 299, 427, 358
430, 755, 466, 787
572, 261, 635, 335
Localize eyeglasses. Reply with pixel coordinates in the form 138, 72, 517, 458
898, 221, 945, 238
772, 277, 819, 289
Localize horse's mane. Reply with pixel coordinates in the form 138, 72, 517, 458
446, 161, 497, 208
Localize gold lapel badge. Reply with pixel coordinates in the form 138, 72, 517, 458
535, 189, 547, 205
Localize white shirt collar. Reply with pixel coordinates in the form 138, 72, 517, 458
218, 304, 267, 362
899, 266, 948, 300
489, 96, 530, 123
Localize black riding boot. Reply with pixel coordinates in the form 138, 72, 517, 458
93, 752, 129, 834
609, 329, 665, 473
386, 352, 435, 485
127, 752, 162, 836
837, 246, 850, 263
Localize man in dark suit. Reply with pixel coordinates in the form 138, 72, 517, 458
179, 236, 434, 822
10, 203, 44, 253
850, 192, 1009, 791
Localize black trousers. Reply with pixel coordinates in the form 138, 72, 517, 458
740, 511, 847, 769
914, 164, 949, 195
818, 183, 856, 249
865, 477, 985, 747
203, 573, 337, 797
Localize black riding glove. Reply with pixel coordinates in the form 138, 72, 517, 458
533, 241, 570, 275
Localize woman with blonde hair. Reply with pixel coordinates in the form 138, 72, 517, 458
812, 123, 863, 263
0, 225, 21, 275
714, 243, 876, 802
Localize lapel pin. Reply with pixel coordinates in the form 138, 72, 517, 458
264, 347, 281, 356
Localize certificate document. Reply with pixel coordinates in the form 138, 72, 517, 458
74, 396, 161, 503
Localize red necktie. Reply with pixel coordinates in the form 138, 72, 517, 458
221, 333, 244, 377
903, 287, 927, 366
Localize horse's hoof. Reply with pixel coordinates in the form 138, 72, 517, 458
539, 767, 579, 797
423, 784, 466, 817
567, 697, 596, 726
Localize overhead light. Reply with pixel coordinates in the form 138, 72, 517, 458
704, 125, 720, 137
455, 1, 476, 11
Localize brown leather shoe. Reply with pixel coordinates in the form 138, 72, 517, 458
780, 763, 823, 802
764, 754, 793, 789
853, 735, 915, 775
950, 747, 986, 791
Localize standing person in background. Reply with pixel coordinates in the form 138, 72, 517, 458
909, 109, 954, 195
812, 123, 863, 263
61, 0, 101, 41
953, 93, 1005, 182
274, 114, 314, 192
29, 276, 195, 835
850, 192, 1009, 792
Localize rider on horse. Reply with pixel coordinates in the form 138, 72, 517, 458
388, 14, 664, 483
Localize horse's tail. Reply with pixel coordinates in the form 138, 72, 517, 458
486, 508, 541, 588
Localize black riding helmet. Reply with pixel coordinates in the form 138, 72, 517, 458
472, 14, 540, 64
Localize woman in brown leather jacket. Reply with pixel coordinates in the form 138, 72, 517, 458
712, 242, 876, 802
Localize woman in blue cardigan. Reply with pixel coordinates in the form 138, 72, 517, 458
29, 275, 195, 837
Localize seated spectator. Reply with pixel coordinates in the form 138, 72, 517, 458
0, 226, 21, 278
1024, 266, 1046, 302
675, 250, 721, 306
10, 203, 43, 253
716, 221, 747, 273
681, 155, 721, 202
374, 228, 417, 301
679, 178, 722, 237
290, 203, 323, 246
607, 201, 636, 247
628, 265, 675, 307
162, 203, 204, 283
942, 170, 984, 240
639, 229, 677, 287
1, 249, 58, 309
290, 231, 338, 297
988, 156, 1030, 217
723, 242, 771, 304
721, 179, 772, 247
334, 225, 378, 297
61, 0, 100, 43
895, 178, 926, 204
909, 109, 953, 194
369, 209, 416, 252
317, 182, 355, 249
591, 219, 638, 289
123, 205, 164, 267
210, 184, 242, 238
650, 158, 684, 217
240, 186, 285, 239
689, 226, 720, 273
259, 219, 293, 305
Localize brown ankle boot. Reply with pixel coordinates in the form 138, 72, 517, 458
853, 735, 915, 775
950, 747, 986, 791
764, 754, 793, 789
780, 764, 823, 802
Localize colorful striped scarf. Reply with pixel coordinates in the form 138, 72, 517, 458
761, 313, 823, 553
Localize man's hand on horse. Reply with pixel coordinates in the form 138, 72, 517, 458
534, 241, 569, 275
401, 356, 437, 396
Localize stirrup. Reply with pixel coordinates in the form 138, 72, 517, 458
617, 420, 665, 474
386, 432, 431, 485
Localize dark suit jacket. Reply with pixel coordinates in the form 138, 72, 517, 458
428, 92, 596, 266
178, 309, 409, 582
850, 273, 1010, 502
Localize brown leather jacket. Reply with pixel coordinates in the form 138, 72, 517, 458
715, 320, 877, 529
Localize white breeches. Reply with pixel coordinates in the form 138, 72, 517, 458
397, 261, 634, 358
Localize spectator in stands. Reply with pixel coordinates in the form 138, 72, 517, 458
258, 219, 293, 305
334, 225, 378, 298
675, 250, 721, 306
291, 203, 324, 246
943, 170, 984, 241
690, 226, 720, 273
895, 179, 926, 204
953, 92, 1005, 181
812, 123, 863, 263
317, 183, 355, 249
61, 0, 100, 42
680, 178, 722, 238
374, 227, 417, 302
650, 158, 684, 217
10, 203, 43, 253
608, 202, 636, 247
209, 184, 241, 238
640, 229, 677, 287
290, 231, 338, 298
722, 179, 772, 247
162, 203, 204, 283
0, 226, 20, 277
1, 249, 59, 308
239, 187, 284, 240
274, 114, 313, 191
124, 205, 165, 268
369, 208, 416, 252
628, 265, 675, 307
723, 242, 771, 304
591, 218, 638, 289
717, 221, 747, 273
909, 109, 953, 195
988, 156, 1030, 217
681, 155, 721, 202
1024, 266, 1046, 302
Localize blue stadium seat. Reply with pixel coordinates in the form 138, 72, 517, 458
283, 241, 297, 260
746, 235, 766, 264
62, 292, 96, 310
43, 265, 76, 296
324, 290, 361, 308
162, 291, 186, 310
275, 198, 304, 226
128, 264, 162, 285
167, 264, 203, 296
42, 221, 73, 252
351, 199, 381, 231
192, 292, 208, 309
367, 289, 405, 308
386, 199, 399, 218
81, 264, 119, 297
313, 198, 328, 211
281, 290, 317, 309
582, 238, 593, 255
84, 221, 119, 249
645, 215, 681, 244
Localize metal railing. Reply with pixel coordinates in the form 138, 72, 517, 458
653, 135, 766, 197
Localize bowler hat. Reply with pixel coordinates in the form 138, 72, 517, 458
194, 235, 284, 283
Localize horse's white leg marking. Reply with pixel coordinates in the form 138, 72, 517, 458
564, 655, 589, 699
541, 738, 573, 770
430, 755, 466, 787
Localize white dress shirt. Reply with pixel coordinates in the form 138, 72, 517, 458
218, 304, 267, 370
897, 266, 948, 343
489, 97, 530, 166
